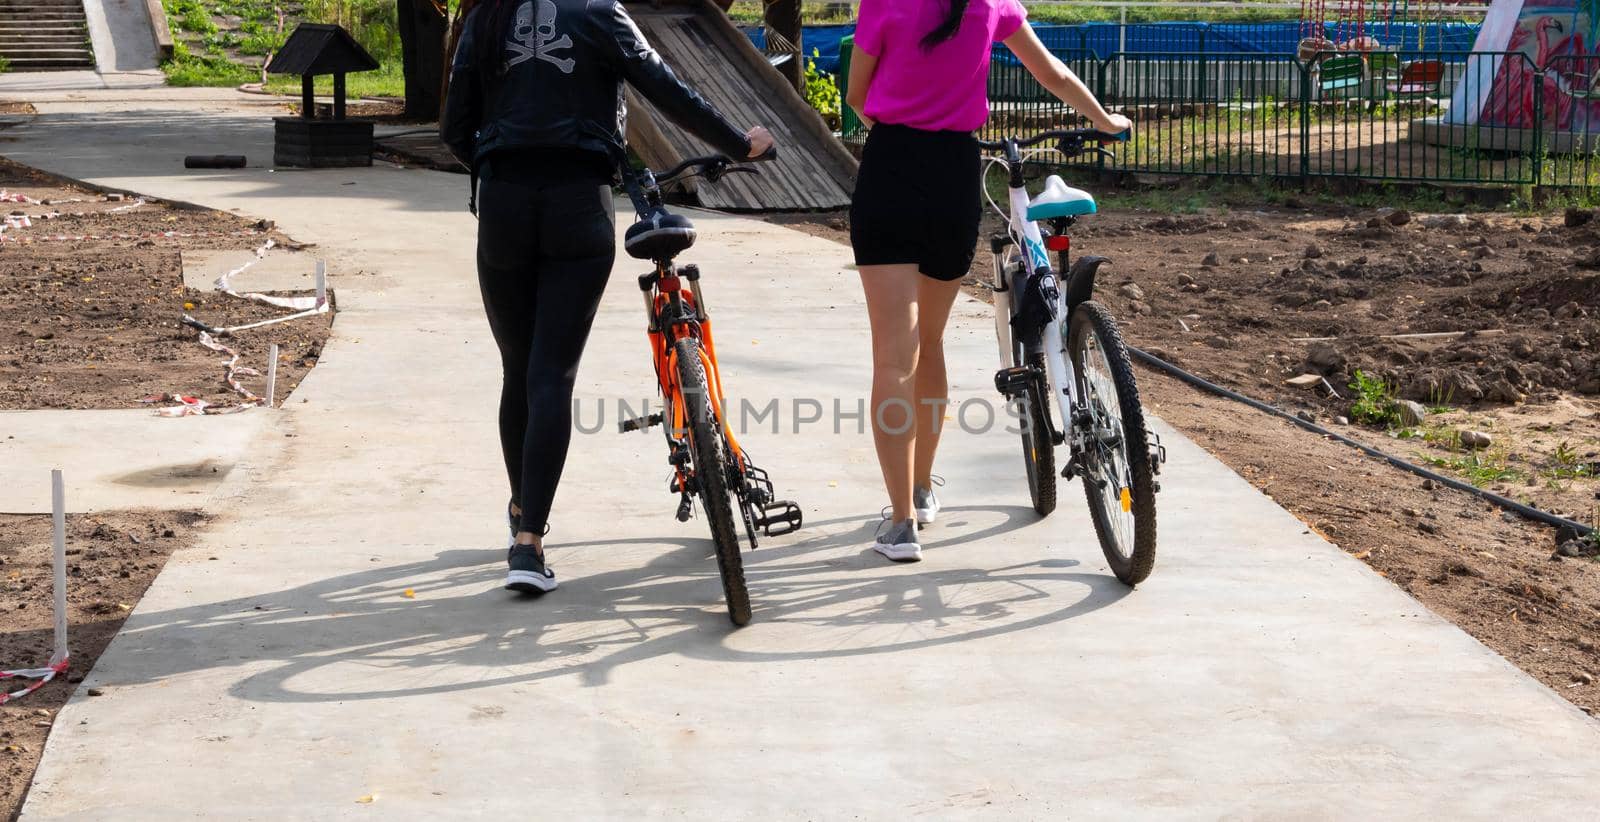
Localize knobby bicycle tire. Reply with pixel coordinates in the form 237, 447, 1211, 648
675, 337, 753, 626
1068, 301, 1157, 585
1019, 349, 1058, 517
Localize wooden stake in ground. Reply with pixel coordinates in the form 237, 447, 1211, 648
51, 469, 67, 667
315, 260, 327, 310
266, 343, 279, 408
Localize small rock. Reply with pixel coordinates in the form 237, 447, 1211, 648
105, 193, 125, 202
1501, 511, 1520, 523
1309, 299, 1333, 311
1418, 521, 1441, 535
1556, 541, 1585, 558
1577, 671, 1596, 685
1204, 335, 1232, 349
1201, 252, 1220, 267
1395, 400, 1428, 427
1119, 283, 1146, 301
1473, 246, 1494, 259
1577, 637, 1598, 653
1176, 272, 1196, 286
1296, 410, 1317, 423
1128, 300, 1149, 315
1306, 341, 1344, 371
1459, 430, 1493, 450
1401, 507, 1422, 518
1421, 214, 1469, 229
1565, 207, 1596, 228
1421, 478, 1436, 490
1334, 415, 1350, 425
86, 687, 104, 697
1386, 209, 1412, 226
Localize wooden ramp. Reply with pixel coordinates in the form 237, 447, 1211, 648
625, 0, 856, 211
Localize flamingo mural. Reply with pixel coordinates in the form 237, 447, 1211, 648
1450, 0, 1600, 133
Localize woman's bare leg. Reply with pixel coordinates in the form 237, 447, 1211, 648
859, 264, 923, 522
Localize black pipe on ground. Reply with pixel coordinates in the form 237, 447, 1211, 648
1127, 346, 1595, 539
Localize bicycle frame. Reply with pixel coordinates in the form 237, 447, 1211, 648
618, 157, 801, 542
988, 150, 1082, 444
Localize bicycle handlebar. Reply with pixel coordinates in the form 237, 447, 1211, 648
977, 128, 1130, 159
652, 147, 778, 187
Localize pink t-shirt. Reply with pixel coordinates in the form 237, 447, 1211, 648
855, 0, 1028, 133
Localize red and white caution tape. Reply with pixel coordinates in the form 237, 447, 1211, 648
0, 189, 40, 204
106, 199, 146, 214
0, 656, 69, 707
0, 228, 267, 245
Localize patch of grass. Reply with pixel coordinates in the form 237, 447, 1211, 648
1541, 440, 1596, 489
1349, 370, 1403, 428
1424, 446, 1522, 487
263, 61, 406, 100
0, 56, 10, 75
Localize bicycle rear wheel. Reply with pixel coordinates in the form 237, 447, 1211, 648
1017, 350, 1057, 517
1068, 301, 1157, 585
675, 337, 752, 626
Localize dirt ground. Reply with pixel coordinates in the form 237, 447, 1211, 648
1, 511, 203, 821
769, 197, 1600, 716
0, 157, 332, 411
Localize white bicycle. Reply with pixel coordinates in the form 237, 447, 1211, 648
979, 128, 1164, 585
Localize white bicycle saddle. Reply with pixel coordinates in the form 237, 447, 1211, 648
1026, 175, 1097, 221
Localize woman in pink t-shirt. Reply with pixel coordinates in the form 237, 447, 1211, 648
846, 0, 1130, 562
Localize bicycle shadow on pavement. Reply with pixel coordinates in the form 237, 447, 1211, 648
90, 505, 1129, 704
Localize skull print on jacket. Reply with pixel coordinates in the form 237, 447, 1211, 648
442, 0, 751, 173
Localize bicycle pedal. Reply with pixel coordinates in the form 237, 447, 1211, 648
993, 366, 1037, 398
1149, 433, 1168, 475
619, 412, 664, 433
753, 500, 803, 537
1061, 455, 1080, 481
675, 494, 694, 522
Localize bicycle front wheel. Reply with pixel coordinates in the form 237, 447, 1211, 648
1018, 350, 1058, 517
1068, 301, 1157, 585
675, 337, 752, 626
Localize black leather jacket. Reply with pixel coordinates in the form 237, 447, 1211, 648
441, 0, 751, 174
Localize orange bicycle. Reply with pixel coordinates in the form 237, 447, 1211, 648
616, 151, 802, 626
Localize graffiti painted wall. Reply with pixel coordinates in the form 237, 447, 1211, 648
1448, 0, 1600, 131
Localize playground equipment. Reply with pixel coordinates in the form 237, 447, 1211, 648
622, 0, 856, 210
1440, 0, 1600, 149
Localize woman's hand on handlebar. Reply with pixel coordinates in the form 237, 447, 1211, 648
1094, 113, 1133, 139
746, 126, 774, 159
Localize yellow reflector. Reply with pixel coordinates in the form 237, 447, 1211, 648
1119, 487, 1132, 512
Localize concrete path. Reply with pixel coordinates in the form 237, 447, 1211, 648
0, 410, 267, 513
6, 97, 1600, 819
82, 0, 161, 73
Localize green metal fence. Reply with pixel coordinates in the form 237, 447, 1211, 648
970, 49, 1600, 190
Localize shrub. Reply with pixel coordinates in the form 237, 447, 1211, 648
803, 49, 840, 129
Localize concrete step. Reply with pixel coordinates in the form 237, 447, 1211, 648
1, 56, 94, 70
0, 48, 94, 58
0, 34, 89, 43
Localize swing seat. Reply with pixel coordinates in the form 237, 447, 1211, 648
1027, 175, 1097, 220
1384, 60, 1445, 98
1367, 51, 1402, 80
1317, 55, 1367, 94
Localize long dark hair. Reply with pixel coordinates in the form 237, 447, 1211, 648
473, 0, 518, 79
921, 0, 972, 49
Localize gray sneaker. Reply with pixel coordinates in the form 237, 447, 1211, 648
913, 485, 941, 525
873, 517, 922, 562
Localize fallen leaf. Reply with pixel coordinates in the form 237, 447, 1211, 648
402, 589, 415, 599
355, 794, 377, 804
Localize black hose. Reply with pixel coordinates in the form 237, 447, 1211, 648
1127, 346, 1595, 538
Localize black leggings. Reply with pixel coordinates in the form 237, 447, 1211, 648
476, 152, 616, 537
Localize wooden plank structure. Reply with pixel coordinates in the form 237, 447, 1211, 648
624, 0, 857, 211
266, 24, 381, 168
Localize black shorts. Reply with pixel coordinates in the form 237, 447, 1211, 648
849, 123, 982, 282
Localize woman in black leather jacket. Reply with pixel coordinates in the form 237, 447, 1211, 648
442, 0, 772, 595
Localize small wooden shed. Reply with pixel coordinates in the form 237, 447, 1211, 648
266, 24, 381, 168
